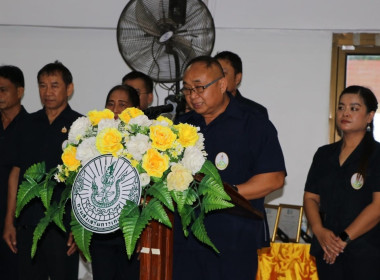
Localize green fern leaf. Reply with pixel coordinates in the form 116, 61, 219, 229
39, 179, 55, 210
191, 213, 219, 253
15, 180, 42, 217
24, 162, 46, 182
178, 204, 194, 237
70, 212, 93, 262
59, 186, 72, 207
199, 160, 223, 185
202, 195, 234, 213
198, 175, 230, 201
145, 181, 174, 211
170, 190, 186, 212
120, 201, 150, 259
31, 203, 58, 258
144, 198, 172, 228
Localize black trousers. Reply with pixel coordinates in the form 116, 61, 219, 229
17, 225, 79, 280
90, 231, 140, 280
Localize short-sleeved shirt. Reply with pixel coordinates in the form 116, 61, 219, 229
14, 105, 81, 226
235, 89, 268, 119
305, 140, 380, 257
175, 95, 286, 251
0, 106, 28, 228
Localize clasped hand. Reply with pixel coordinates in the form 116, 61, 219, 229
313, 226, 346, 264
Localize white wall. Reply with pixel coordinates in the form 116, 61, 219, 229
2, 0, 380, 207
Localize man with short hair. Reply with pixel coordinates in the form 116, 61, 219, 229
0, 65, 28, 280
3, 61, 80, 280
173, 56, 286, 279
215, 51, 268, 118
122, 71, 154, 110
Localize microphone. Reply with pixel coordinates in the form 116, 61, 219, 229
143, 104, 175, 119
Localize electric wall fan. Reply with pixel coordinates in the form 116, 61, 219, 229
117, 0, 215, 87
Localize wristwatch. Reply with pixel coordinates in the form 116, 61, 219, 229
339, 231, 352, 244
232, 184, 239, 192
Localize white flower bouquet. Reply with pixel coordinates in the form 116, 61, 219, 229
15, 108, 233, 260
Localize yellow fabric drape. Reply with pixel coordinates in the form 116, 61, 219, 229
256, 243, 318, 280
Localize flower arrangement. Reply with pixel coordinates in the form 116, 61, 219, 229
15, 108, 233, 260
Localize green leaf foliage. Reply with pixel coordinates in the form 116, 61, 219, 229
178, 204, 194, 237
120, 201, 150, 259
144, 198, 172, 228
170, 190, 186, 212
39, 179, 55, 210
198, 174, 230, 201
191, 213, 219, 253
200, 160, 223, 185
31, 202, 58, 258
145, 182, 174, 211
16, 179, 42, 217
201, 194, 234, 213
24, 162, 46, 182
70, 212, 93, 262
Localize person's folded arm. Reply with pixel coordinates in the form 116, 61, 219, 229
237, 171, 285, 200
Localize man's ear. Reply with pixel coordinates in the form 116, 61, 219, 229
235, 72, 242, 88
147, 92, 153, 105
219, 76, 228, 94
67, 83, 74, 98
17, 87, 24, 100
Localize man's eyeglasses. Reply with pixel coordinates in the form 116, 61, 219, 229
180, 76, 223, 97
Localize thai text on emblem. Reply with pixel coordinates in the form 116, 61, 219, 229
72, 155, 141, 233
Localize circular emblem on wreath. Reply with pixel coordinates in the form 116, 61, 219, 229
72, 154, 141, 234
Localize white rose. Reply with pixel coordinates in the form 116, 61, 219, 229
181, 146, 206, 174
152, 120, 170, 127
76, 137, 100, 165
139, 173, 151, 187
195, 133, 206, 152
97, 118, 120, 132
68, 117, 91, 145
126, 133, 151, 161
129, 115, 152, 127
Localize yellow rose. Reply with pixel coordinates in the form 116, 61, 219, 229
142, 148, 169, 178
88, 109, 114, 125
150, 125, 177, 151
96, 127, 123, 156
156, 115, 173, 126
167, 164, 193, 191
61, 145, 81, 171
119, 107, 144, 124
175, 123, 199, 147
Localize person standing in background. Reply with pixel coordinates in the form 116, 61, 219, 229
1, 65, 28, 280
122, 71, 154, 110
3, 61, 80, 280
304, 86, 380, 279
215, 51, 268, 118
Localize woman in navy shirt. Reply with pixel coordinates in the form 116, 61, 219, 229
304, 86, 380, 280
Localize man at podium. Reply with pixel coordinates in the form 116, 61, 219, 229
173, 56, 286, 280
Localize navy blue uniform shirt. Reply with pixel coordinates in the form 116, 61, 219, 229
14, 105, 81, 226
305, 139, 380, 258
173, 94, 286, 280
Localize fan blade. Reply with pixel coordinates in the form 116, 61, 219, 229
135, 0, 161, 37
171, 35, 196, 61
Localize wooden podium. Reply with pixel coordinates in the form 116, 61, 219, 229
138, 179, 263, 280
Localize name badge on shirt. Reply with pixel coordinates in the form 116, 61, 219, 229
215, 152, 229, 170
351, 173, 364, 190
